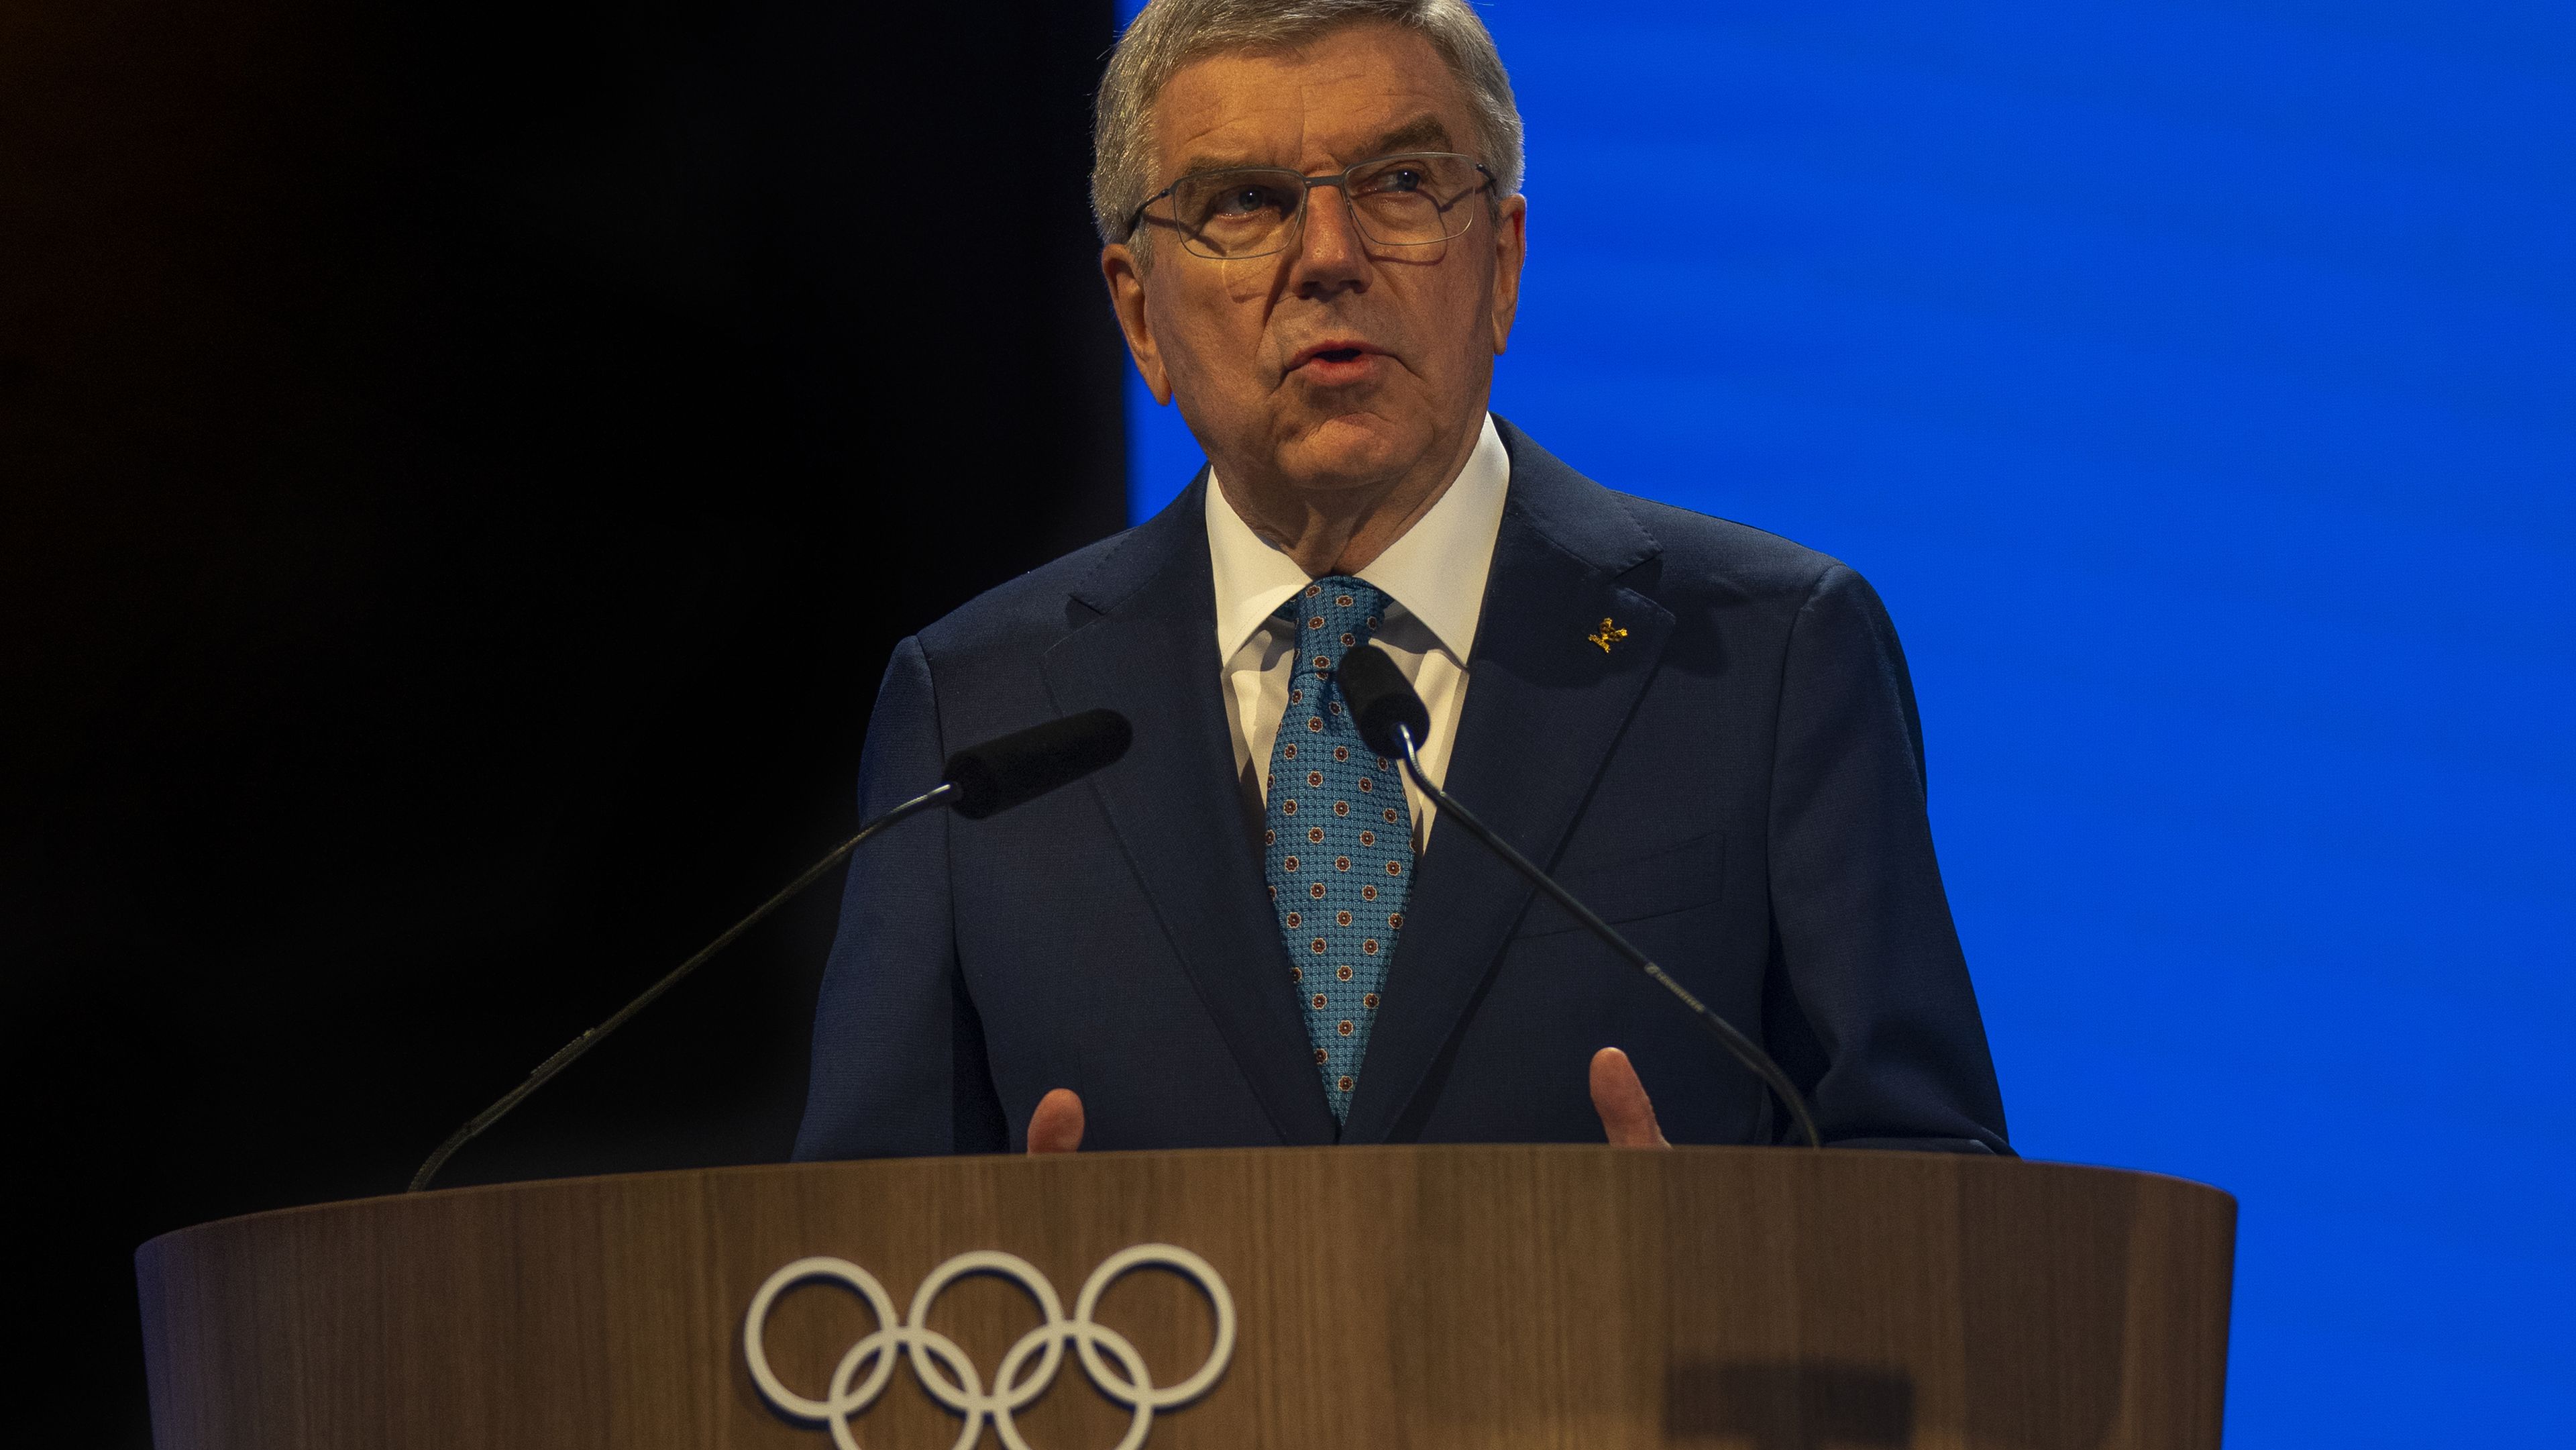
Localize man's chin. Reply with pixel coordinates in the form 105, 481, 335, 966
1273, 415, 1427, 493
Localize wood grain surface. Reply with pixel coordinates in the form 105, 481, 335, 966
136, 1145, 2234, 1449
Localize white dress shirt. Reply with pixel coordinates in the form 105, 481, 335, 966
1207, 413, 1511, 851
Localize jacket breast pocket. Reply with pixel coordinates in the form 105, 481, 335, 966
1513, 830, 1726, 940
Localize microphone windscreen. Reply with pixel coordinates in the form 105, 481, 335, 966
1337, 645, 1430, 760
943, 709, 1134, 821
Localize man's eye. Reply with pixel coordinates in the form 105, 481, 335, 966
1360, 167, 1428, 196
1214, 186, 1282, 217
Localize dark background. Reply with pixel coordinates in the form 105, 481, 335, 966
1, 1, 1125, 1440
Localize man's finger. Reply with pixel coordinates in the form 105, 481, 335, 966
1026, 1087, 1085, 1154
1589, 1047, 1670, 1148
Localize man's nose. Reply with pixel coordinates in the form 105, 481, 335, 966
1288, 185, 1369, 295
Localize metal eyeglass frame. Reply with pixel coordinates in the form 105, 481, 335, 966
1125, 151, 1497, 260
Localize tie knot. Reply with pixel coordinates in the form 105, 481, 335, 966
1279, 577, 1392, 681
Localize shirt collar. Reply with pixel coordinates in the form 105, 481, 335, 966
1205, 412, 1511, 663
1205, 472, 1315, 664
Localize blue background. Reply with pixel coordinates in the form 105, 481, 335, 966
1119, 2, 2573, 1443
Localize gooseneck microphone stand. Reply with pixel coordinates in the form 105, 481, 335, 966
405, 782, 959, 1192
407, 707, 1133, 1194
1383, 721, 1825, 1149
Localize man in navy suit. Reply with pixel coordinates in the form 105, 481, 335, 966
794, 0, 2008, 1160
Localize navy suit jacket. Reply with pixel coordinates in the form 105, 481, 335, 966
794, 421, 2009, 1157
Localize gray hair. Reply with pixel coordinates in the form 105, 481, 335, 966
1091, 0, 1525, 247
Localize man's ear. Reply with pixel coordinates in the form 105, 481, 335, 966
1487, 193, 1528, 356
1102, 243, 1173, 403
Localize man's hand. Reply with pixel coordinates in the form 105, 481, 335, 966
1026, 1087, 1085, 1153
1030, 1053, 1666, 1152
1590, 1047, 1670, 1147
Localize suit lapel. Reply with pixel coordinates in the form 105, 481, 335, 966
1340, 425, 1673, 1144
1041, 480, 1339, 1147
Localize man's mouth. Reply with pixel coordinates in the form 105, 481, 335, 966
1289, 340, 1386, 383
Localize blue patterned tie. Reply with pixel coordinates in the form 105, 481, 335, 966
1263, 578, 1413, 1123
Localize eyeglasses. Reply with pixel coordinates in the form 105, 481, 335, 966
1130, 152, 1496, 261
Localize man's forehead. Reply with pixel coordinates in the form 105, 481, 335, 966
1152, 25, 1470, 173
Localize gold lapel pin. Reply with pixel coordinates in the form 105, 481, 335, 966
1587, 617, 1629, 654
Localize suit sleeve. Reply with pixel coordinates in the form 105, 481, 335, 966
1766, 565, 2012, 1153
792, 636, 1009, 1159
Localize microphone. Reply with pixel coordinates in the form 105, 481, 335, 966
944, 709, 1134, 819
1336, 645, 1823, 1149
407, 708, 1133, 1192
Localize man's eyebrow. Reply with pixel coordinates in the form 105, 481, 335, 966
1358, 116, 1455, 158
1176, 152, 1264, 178
1169, 117, 1462, 181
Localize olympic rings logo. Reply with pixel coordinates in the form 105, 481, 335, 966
743, 1244, 1236, 1450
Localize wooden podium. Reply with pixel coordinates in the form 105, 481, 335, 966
136, 1145, 2233, 1449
